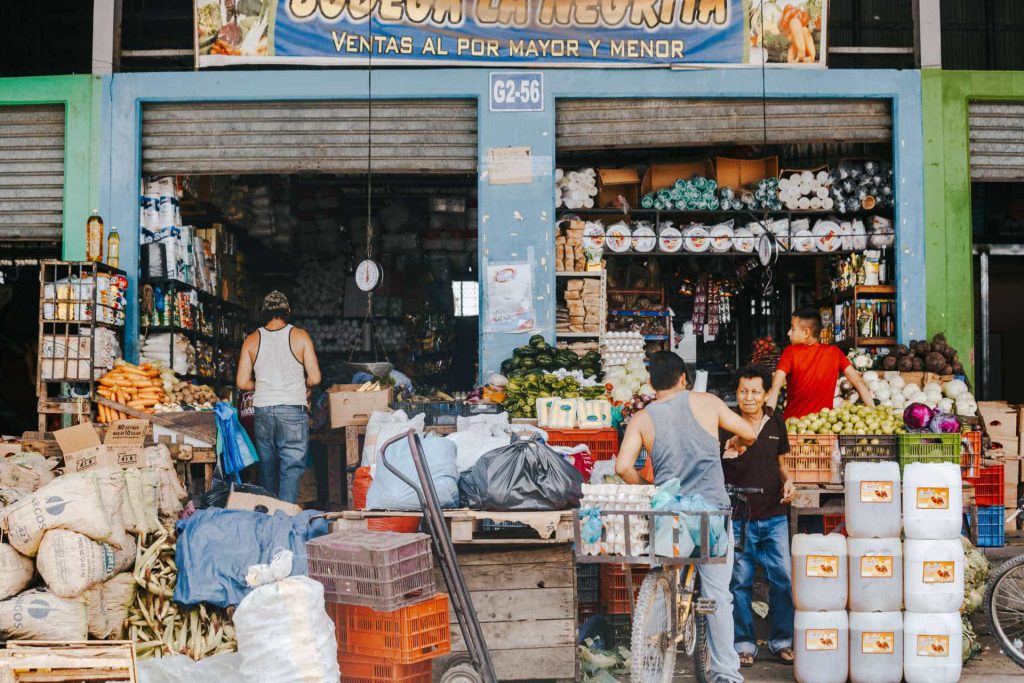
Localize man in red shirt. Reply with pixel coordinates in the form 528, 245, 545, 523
766, 308, 875, 419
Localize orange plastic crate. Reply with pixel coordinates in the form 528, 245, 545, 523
971, 465, 1004, 507
352, 467, 372, 511
961, 431, 982, 477
332, 593, 450, 663
823, 513, 845, 535
367, 516, 422, 533
545, 428, 619, 461
339, 655, 432, 683
785, 434, 837, 484
599, 565, 648, 614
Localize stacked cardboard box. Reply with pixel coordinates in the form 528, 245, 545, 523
556, 220, 586, 273
977, 401, 1023, 528
558, 278, 602, 335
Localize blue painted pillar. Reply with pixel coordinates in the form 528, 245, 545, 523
476, 94, 556, 380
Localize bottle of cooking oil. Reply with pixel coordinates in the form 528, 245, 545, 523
86, 211, 104, 262
106, 227, 120, 269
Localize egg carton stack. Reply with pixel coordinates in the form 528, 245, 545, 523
562, 278, 602, 335
555, 168, 598, 209
579, 484, 657, 557
601, 332, 645, 369
779, 170, 836, 211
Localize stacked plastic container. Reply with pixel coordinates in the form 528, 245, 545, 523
306, 530, 451, 683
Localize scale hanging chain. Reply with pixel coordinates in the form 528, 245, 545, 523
757, 0, 776, 301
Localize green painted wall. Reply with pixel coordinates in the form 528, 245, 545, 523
0, 75, 101, 259
922, 70, 1024, 383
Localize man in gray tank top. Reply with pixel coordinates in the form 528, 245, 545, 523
616, 352, 757, 683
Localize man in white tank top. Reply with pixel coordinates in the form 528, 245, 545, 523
236, 291, 321, 503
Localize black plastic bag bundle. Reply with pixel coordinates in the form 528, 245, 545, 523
459, 435, 584, 511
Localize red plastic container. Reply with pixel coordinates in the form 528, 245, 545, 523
973, 465, 1004, 507
962, 431, 982, 477
352, 467, 372, 511
823, 513, 845, 535
332, 593, 451, 663
367, 516, 422, 533
544, 428, 619, 461
599, 564, 648, 614
339, 655, 432, 683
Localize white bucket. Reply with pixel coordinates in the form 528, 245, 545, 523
904, 538, 965, 613
849, 611, 903, 683
847, 537, 903, 612
903, 611, 962, 683
844, 461, 901, 538
902, 463, 962, 540
794, 610, 849, 683
792, 534, 848, 611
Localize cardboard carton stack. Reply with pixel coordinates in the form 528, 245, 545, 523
559, 278, 602, 336
977, 401, 1023, 529
556, 220, 586, 273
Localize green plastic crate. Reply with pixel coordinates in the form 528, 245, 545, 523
898, 433, 961, 471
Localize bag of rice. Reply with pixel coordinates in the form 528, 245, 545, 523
83, 573, 137, 638
0, 588, 88, 641
36, 529, 135, 599
0, 544, 34, 601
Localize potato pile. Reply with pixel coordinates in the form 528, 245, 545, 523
153, 376, 218, 412
96, 361, 166, 421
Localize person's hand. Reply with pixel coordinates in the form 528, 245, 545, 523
781, 479, 796, 504
726, 436, 748, 456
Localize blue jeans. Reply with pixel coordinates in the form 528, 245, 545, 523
730, 515, 794, 657
254, 405, 308, 504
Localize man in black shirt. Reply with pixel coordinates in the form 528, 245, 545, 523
721, 365, 796, 667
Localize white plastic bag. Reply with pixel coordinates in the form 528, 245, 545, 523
446, 426, 510, 472
234, 551, 339, 683
36, 529, 135, 598
0, 588, 88, 640
361, 410, 425, 471
138, 652, 242, 683
0, 543, 35, 600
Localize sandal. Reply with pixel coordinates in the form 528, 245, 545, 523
776, 647, 794, 664
738, 653, 755, 667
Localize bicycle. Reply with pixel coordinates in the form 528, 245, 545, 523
573, 485, 761, 683
984, 495, 1024, 669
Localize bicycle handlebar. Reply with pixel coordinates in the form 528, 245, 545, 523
727, 486, 764, 495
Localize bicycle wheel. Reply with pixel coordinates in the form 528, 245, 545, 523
631, 570, 676, 683
693, 612, 712, 683
985, 553, 1024, 668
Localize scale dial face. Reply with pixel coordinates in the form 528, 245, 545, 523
355, 259, 383, 292
758, 233, 779, 267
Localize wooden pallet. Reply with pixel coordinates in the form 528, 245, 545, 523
0, 641, 136, 682
328, 509, 575, 544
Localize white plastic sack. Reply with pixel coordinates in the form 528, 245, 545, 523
361, 410, 425, 470
36, 529, 136, 599
0, 588, 88, 640
447, 427, 510, 473
138, 652, 242, 683
83, 572, 137, 638
455, 412, 510, 433
3, 470, 118, 556
0, 543, 35, 600
367, 434, 459, 510
234, 551, 339, 683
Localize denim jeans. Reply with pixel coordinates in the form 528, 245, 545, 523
730, 515, 795, 657
254, 405, 309, 504
699, 529, 744, 683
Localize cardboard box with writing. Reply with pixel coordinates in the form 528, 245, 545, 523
227, 491, 302, 516
715, 156, 780, 191
54, 420, 149, 473
328, 384, 392, 428
596, 168, 640, 209
641, 161, 715, 195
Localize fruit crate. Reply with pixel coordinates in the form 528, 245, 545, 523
838, 434, 898, 463
545, 428, 619, 461
339, 655, 432, 683
784, 434, 838, 484
307, 530, 435, 611
977, 506, 1006, 548
823, 513, 845, 535
897, 433, 961, 471
961, 430, 982, 477
604, 614, 633, 650
331, 593, 451, 663
968, 465, 1004, 507
576, 563, 600, 604
600, 564, 648, 614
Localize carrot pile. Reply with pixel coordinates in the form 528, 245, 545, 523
96, 361, 167, 422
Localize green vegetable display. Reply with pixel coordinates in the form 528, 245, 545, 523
785, 404, 906, 436
504, 374, 607, 418
500, 341, 601, 380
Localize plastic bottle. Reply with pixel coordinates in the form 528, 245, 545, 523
904, 538, 964, 613
845, 461, 901, 538
849, 611, 903, 683
792, 534, 848, 611
903, 611, 962, 683
902, 463, 962, 540
86, 211, 104, 262
106, 227, 120, 269
794, 610, 849, 683
847, 537, 903, 612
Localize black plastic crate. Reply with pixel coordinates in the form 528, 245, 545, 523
576, 563, 600, 604
604, 614, 632, 650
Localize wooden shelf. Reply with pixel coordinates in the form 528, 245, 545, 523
555, 271, 604, 277
837, 337, 897, 350
833, 284, 896, 304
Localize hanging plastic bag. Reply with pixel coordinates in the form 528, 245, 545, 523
651, 480, 726, 558
366, 434, 459, 510
580, 507, 603, 545
233, 551, 339, 683
214, 402, 259, 482
458, 434, 583, 511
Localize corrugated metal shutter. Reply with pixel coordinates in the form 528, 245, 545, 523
556, 99, 891, 151
0, 105, 64, 241
142, 100, 477, 175
969, 102, 1024, 182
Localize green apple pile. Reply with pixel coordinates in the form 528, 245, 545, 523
785, 404, 907, 436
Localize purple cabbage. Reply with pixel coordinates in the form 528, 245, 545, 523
928, 411, 961, 434
903, 402, 935, 431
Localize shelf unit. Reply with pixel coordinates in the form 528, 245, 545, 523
825, 284, 897, 349
606, 289, 673, 345
555, 270, 606, 340
37, 261, 128, 429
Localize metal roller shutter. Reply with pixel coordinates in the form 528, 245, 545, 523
142, 100, 477, 175
0, 105, 65, 241
556, 99, 891, 151
969, 102, 1024, 182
